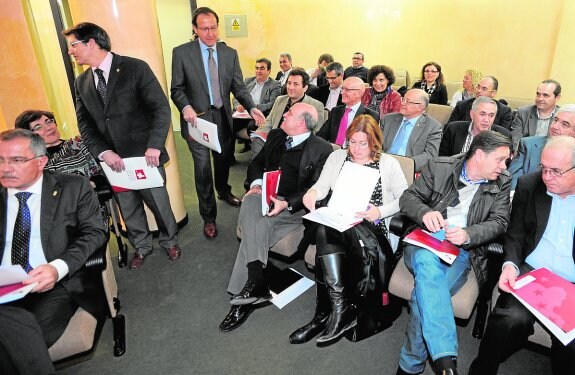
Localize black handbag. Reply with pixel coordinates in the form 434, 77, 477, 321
345, 222, 401, 342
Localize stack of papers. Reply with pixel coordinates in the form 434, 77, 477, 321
101, 157, 164, 192
403, 228, 460, 264
0, 265, 38, 304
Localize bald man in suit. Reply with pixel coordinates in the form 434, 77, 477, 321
171, 7, 265, 239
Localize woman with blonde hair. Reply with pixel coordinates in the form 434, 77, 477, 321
451, 69, 483, 107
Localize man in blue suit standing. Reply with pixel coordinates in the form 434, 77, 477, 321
509, 104, 575, 189
171, 7, 265, 239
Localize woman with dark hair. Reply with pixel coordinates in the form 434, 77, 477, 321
14, 109, 102, 178
289, 115, 408, 345
412, 62, 448, 105
361, 65, 402, 117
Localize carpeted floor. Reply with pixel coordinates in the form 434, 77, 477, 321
57, 135, 552, 375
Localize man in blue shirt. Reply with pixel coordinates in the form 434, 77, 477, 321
470, 136, 575, 375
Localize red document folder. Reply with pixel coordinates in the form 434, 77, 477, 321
403, 228, 460, 264
508, 267, 575, 345
261, 170, 282, 215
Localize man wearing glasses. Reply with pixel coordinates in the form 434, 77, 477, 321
381, 88, 442, 172
316, 76, 379, 147
449, 76, 513, 131
312, 62, 345, 111
171, 7, 265, 239
343, 52, 368, 83
508, 105, 575, 189
470, 135, 575, 375
0, 129, 107, 359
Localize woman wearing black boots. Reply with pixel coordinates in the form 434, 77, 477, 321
289, 115, 408, 344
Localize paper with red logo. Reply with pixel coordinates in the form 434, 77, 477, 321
403, 228, 460, 264
187, 118, 221, 153
0, 265, 38, 304
262, 170, 282, 216
101, 157, 164, 192
508, 267, 575, 345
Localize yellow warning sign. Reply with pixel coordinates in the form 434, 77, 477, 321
232, 19, 240, 31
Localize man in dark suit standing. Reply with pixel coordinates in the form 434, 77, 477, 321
0, 129, 107, 349
381, 88, 442, 172
449, 76, 513, 131
470, 136, 575, 375
219, 103, 333, 332
439, 96, 512, 156
316, 77, 379, 147
64, 22, 181, 270
170, 7, 265, 239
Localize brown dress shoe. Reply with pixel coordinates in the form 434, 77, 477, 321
218, 192, 241, 207
129, 252, 150, 270
203, 222, 218, 239
165, 245, 181, 260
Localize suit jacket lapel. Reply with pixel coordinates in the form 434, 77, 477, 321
104, 54, 122, 111
528, 109, 538, 136
0, 189, 6, 259
385, 116, 401, 150
407, 116, 426, 154
190, 41, 210, 95
80, 70, 102, 113
40, 174, 61, 253
534, 179, 552, 246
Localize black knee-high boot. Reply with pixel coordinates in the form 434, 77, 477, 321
316, 253, 357, 343
289, 262, 330, 344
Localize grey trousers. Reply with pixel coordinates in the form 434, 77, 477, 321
115, 166, 178, 254
227, 194, 305, 294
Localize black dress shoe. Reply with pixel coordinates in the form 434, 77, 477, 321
230, 280, 272, 305
217, 193, 241, 207
219, 305, 254, 332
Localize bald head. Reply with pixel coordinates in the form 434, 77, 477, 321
341, 77, 365, 106
281, 102, 319, 135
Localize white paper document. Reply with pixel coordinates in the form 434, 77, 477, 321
187, 118, 222, 153
0, 265, 38, 304
232, 110, 252, 119
270, 268, 315, 309
101, 157, 164, 192
304, 162, 380, 232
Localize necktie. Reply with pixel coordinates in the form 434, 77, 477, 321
388, 119, 411, 155
285, 136, 293, 150
11, 192, 33, 272
95, 68, 107, 105
335, 107, 352, 146
207, 48, 223, 108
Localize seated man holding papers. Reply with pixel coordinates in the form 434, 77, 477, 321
396, 131, 512, 375
470, 136, 575, 375
290, 115, 408, 344
219, 103, 333, 333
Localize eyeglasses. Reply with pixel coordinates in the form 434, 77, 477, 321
0, 156, 44, 166
69, 40, 86, 47
476, 84, 493, 93
31, 118, 56, 132
401, 97, 422, 105
424, 70, 439, 74
348, 140, 369, 148
538, 163, 575, 178
196, 26, 218, 33
341, 87, 361, 92
551, 117, 574, 130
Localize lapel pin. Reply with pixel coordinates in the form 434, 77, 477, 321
116, 68, 120, 72
53, 191, 58, 197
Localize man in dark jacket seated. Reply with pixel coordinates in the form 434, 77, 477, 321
395, 131, 512, 375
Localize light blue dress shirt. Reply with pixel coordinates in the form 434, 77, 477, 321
198, 39, 219, 106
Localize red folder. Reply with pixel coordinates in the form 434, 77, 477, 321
403, 228, 460, 264
262, 170, 282, 215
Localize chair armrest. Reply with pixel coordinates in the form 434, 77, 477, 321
85, 246, 107, 271
389, 212, 417, 237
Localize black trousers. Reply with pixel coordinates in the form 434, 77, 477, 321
186, 107, 235, 223
7, 283, 77, 347
473, 264, 575, 375
0, 305, 56, 375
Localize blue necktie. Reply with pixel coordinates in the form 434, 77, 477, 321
11, 192, 33, 272
285, 136, 293, 150
388, 119, 410, 155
